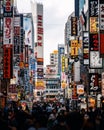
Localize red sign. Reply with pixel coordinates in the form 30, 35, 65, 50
100, 33, 104, 56
3, 44, 13, 79
72, 84, 78, 100
37, 15, 43, 47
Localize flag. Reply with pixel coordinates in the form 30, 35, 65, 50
80, 10, 86, 28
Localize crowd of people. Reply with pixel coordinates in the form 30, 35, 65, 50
0, 100, 104, 130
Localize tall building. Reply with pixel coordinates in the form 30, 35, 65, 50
50, 50, 58, 65
31, 2, 44, 100
44, 50, 62, 101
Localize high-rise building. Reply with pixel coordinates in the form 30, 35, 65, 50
50, 50, 58, 66
30, 2, 44, 100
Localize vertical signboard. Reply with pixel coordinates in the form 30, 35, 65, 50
89, 0, 102, 68
3, 0, 13, 17
20, 14, 24, 53
83, 31, 89, 65
25, 45, 29, 68
71, 17, 78, 36
99, 0, 104, 56
74, 61, 80, 82
58, 46, 64, 74
61, 55, 65, 72
70, 40, 78, 58
14, 15, 21, 54
23, 16, 32, 47
89, 73, 99, 92
61, 72, 67, 89
99, 0, 104, 32
3, 44, 13, 79
3, 17, 13, 44
3, 0, 13, 79
36, 4, 43, 59
72, 83, 78, 100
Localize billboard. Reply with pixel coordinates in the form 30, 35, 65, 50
23, 16, 32, 47
3, 17, 13, 44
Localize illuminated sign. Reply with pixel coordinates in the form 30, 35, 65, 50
71, 17, 77, 36
70, 40, 78, 57
90, 17, 98, 33
89, 33, 99, 51
61, 55, 65, 72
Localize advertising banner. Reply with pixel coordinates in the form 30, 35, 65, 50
23, 16, 32, 47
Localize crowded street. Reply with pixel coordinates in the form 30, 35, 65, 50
1, 0, 104, 130
0, 100, 104, 130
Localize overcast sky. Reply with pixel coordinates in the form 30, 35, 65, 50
17, 0, 75, 66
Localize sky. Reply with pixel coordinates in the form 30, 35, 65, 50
17, 0, 75, 66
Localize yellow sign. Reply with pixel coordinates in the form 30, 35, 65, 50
90, 17, 98, 33
35, 81, 44, 87
71, 40, 79, 56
